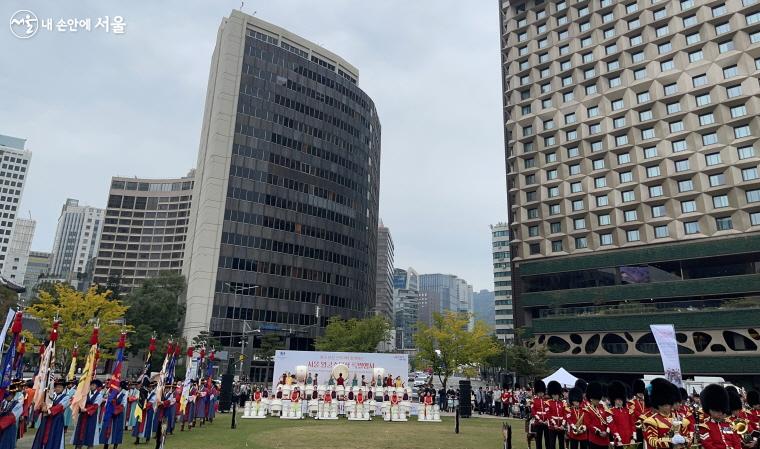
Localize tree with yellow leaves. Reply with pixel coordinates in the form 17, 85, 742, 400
26, 283, 133, 372
415, 311, 500, 390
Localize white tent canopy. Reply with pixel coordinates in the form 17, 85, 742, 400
542, 367, 578, 388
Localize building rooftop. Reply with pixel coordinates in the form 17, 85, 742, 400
0, 134, 26, 151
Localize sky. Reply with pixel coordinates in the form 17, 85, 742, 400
1, 0, 507, 291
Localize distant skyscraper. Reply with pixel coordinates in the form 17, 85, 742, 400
392, 266, 422, 349
2, 217, 35, 284
374, 224, 394, 323
182, 10, 381, 360
0, 135, 32, 274
49, 199, 104, 284
93, 174, 194, 293
473, 289, 496, 330
418, 273, 458, 312
491, 224, 513, 341
22, 250, 49, 303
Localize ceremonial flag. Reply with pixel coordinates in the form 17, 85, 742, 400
154, 341, 173, 409
179, 346, 194, 414
100, 332, 126, 441
32, 320, 59, 410
166, 344, 180, 384
134, 336, 156, 423
66, 345, 78, 381
72, 326, 99, 418
14, 336, 26, 380
0, 309, 16, 351
0, 311, 22, 396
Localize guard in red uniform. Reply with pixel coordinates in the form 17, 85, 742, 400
566, 387, 588, 449
608, 381, 635, 446
546, 381, 566, 449
748, 391, 760, 435
644, 378, 690, 449
699, 384, 742, 449
629, 379, 649, 443
532, 380, 550, 449
726, 387, 756, 448
584, 382, 611, 449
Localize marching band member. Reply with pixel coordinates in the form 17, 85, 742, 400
531, 380, 550, 449
699, 384, 742, 449
676, 387, 696, 445
546, 381, 566, 449
629, 379, 649, 443
565, 387, 588, 449
30, 379, 70, 449
726, 388, 756, 449
73, 379, 103, 449
643, 378, 690, 449
584, 382, 611, 449
608, 380, 635, 447
748, 391, 760, 435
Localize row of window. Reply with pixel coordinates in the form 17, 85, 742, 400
524, 186, 760, 219
218, 255, 359, 290
513, 8, 758, 57
527, 216, 746, 254
216, 280, 362, 311
518, 66, 753, 123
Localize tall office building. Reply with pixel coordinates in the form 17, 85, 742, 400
418, 273, 459, 312
473, 289, 496, 330
491, 224, 514, 341
182, 11, 381, 357
393, 267, 421, 349
501, 0, 760, 380
22, 251, 50, 303
2, 217, 35, 284
374, 224, 394, 323
93, 174, 195, 293
0, 135, 32, 274
49, 199, 104, 285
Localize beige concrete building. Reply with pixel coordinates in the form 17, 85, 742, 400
501, 0, 760, 379
93, 174, 194, 293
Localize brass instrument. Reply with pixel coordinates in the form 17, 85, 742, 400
732, 418, 748, 435
571, 408, 587, 435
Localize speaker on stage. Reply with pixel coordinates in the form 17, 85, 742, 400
219, 374, 234, 412
459, 379, 472, 418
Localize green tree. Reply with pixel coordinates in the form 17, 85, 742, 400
506, 329, 549, 383
415, 312, 500, 390
257, 333, 284, 384
315, 315, 391, 352
26, 283, 133, 371
191, 330, 221, 350
123, 272, 186, 356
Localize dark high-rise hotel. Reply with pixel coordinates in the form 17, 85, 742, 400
182, 11, 381, 360
501, 0, 760, 381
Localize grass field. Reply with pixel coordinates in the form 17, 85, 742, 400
158, 414, 528, 449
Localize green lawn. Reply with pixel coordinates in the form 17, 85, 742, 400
160, 414, 529, 449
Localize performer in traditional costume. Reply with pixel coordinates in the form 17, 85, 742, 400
180, 381, 197, 432
73, 379, 104, 449
565, 387, 588, 449
546, 380, 566, 449
99, 380, 128, 449
165, 384, 178, 435
133, 381, 156, 444
0, 382, 24, 449
63, 380, 76, 434
290, 387, 301, 418
643, 378, 690, 449
699, 384, 742, 449
125, 383, 139, 432
584, 382, 611, 449
608, 380, 635, 447
31, 379, 70, 449
422, 391, 434, 419
531, 380, 550, 449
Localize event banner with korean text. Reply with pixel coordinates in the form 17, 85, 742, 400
271, 350, 408, 389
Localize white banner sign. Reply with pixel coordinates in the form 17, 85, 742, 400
272, 350, 408, 389
650, 324, 683, 387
